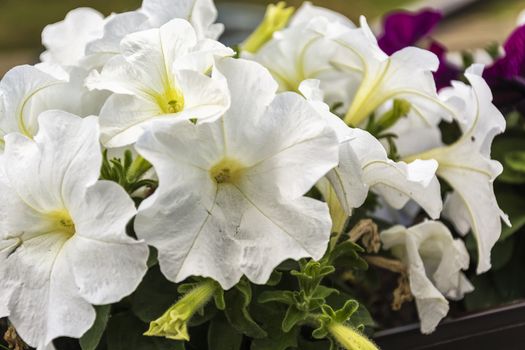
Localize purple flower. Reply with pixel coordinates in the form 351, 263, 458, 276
485, 25, 525, 80
429, 41, 461, 90
378, 9, 442, 55
484, 25, 525, 111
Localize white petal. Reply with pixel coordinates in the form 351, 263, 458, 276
135, 187, 244, 289
0, 65, 63, 141
40, 8, 104, 67
290, 2, 355, 28
214, 58, 278, 125
4, 234, 95, 348
85, 11, 150, 67
239, 92, 339, 199
141, 0, 224, 39
325, 142, 367, 213
67, 234, 148, 304
238, 190, 332, 284
4, 112, 100, 211
351, 129, 442, 218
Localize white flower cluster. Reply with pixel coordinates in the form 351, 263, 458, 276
0, 0, 509, 347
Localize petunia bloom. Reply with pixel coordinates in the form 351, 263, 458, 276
134, 58, 339, 289
87, 18, 233, 148
381, 221, 473, 334
0, 111, 148, 349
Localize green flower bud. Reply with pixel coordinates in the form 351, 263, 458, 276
144, 279, 219, 341
328, 322, 379, 350
241, 2, 295, 53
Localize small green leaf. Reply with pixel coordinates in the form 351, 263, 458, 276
266, 270, 283, 286
257, 290, 295, 305
311, 286, 339, 299
225, 286, 267, 339
214, 288, 226, 310
333, 300, 359, 323
281, 305, 307, 333
208, 315, 243, 350
80, 305, 111, 350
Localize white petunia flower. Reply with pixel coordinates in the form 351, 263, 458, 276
381, 221, 474, 334
134, 58, 339, 289
40, 8, 105, 67
87, 19, 233, 148
331, 17, 454, 127
247, 16, 349, 106
0, 111, 148, 349
406, 65, 510, 274
0, 64, 106, 151
298, 80, 442, 219
140, 0, 224, 40
84, 0, 224, 69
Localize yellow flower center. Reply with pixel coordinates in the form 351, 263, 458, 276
47, 210, 76, 237
209, 158, 246, 185
156, 85, 185, 114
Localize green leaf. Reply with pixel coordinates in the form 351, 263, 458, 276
225, 284, 267, 339
464, 275, 503, 311
493, 137, 525, 184
311, 286, 339, 299
491, 238, 515, 270
208, 315, 243, 350
267, 270, 283, 286
80, 305, 111, 350
106, 312, 184, 350
251, 326, 299, 350
281, 305, 307, 333
258, 290, 295, 305
496, 186, 525, 240
130, 265, 179, 323
505, 151, 525, 173
328, 241, 368, 272
333, 300, 359, 323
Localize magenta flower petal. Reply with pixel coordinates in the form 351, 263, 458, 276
429, 41, 461, 90
485, 25, 525, 80
378, 9, 443, 55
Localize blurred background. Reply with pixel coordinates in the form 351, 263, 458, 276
1, 0, 525, 74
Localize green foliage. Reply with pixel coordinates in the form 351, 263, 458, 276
224, 279, 267, 339
100, 150, 156, 196
68, 227, 372, 350
208, 315, 243, 350
80, 305, 111, 350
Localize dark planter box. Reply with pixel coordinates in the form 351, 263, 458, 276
374, 300, 525, 350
